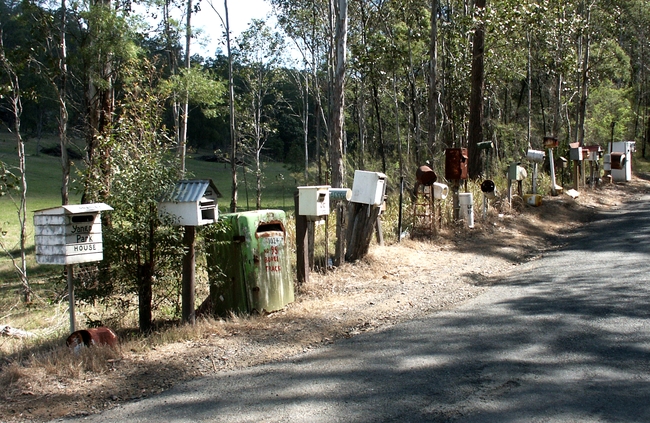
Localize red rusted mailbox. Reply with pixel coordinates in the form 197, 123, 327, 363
544, 136, 559, 148
445, 148, 468, 180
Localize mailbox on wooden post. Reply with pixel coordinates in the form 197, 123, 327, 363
158, 179, 221, 325
34, 203, 113, 333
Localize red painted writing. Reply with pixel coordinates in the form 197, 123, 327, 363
263, 246, 281, 272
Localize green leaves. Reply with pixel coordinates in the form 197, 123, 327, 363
0, 162, 19, 197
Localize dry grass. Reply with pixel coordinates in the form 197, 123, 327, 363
1, 175, 649, 422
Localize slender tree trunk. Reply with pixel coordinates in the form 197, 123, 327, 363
179, 0, 191, 175
393, 73, 403, 178
302, 69, 310, 182
527, 32, 532, 147
428, 0, 439, 157
85, 0, 114, 204
577, 22, 590, 147
468, 0, 486, 178
224, 0, 238, 212
371, 82, 387, 173
59, 0, 70, 205
358, 78, 366, 170
163, 0, 181, 148
331, 0, 347, 266
0, 35, 30, 303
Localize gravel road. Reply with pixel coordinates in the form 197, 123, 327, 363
61, 193, 650, 423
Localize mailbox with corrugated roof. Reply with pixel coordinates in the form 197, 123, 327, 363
34, 203, 113, 265
158, 179, 221, 226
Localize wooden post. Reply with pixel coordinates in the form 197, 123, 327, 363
295, 192, 309, 284
573, 160, 580, 190
452, 181, 460, 221
345, 203, 381, 262
375, 217, 384, 246
182, 226, 196, 324
67, 264, 76, 333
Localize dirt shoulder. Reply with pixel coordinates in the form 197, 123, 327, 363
1, 176, 649, 422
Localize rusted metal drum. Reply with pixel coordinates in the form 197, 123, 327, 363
416, 165, 437, 186
66, 327, 118, 351
610, 152, 626, 170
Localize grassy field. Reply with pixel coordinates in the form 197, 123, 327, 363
0, 134, 301, 302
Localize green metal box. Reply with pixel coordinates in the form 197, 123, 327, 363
207, 210, 294, 316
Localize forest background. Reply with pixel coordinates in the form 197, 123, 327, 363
1, 0, 650, 332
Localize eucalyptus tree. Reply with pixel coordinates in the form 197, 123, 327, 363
331, 0, 347, 265
0, 28, 30, 303
467, 0, 486, 178
234, 19, 286, 210
88, 57, 185, 333
271, 0, 333, 183
73, 0, 141, 203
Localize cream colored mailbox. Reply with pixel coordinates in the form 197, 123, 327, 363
158, 179, 221, 226
351, 170, 387, 206
298, 185, 330, 218
34, 203, 113, 265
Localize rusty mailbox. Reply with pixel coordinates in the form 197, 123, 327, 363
445, 148, 468, 180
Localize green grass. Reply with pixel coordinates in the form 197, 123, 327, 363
0, 134, 301, 288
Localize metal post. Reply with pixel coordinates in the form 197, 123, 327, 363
549, 148, 558, 196
453, 181, 460, 221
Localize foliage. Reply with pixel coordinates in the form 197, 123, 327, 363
81, 57, 185, 331
159, 65, 226, 119
0, 161, 18, 197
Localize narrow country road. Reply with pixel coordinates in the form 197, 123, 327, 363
65, 194, 650, 423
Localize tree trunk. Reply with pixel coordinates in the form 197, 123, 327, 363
577, 10, 591, 147
138, 265, 153, 332
345, 203, 381, 262
302, 69, 309, 182
224, 0, 238, 212
468, 0, 486, 178
331, 0, 347, 266
371, 82, 387, 173
59, 0, 70, 206
428, 0, 439, 157
0, 33, 30, 303
85, 0, 114, 204
179, 0, 191, 175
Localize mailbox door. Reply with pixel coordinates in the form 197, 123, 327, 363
242, 210, 294, 313
207, 213, 249, 317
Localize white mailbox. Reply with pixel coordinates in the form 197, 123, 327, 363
34, 203, 113, 265
298, 185, 330, 218
351, 170, 387, 206
158, 179, 221, 226
609, 141, 636, 182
